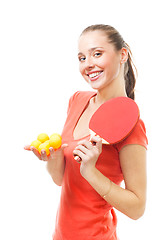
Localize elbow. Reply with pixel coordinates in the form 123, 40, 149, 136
46, 165, 64, 186
128, 203, 146, 220
51, 176, 63, 186
131, 209, 145, 220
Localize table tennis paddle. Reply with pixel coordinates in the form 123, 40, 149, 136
74, 96, 140, 162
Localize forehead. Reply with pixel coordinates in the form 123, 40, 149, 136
78, 30, 110, 52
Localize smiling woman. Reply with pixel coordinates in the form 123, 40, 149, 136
25, 24, 148, 240
52, 25, 147, 240
78, 25, 136, 101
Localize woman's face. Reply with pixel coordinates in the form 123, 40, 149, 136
78, 31, 125, 91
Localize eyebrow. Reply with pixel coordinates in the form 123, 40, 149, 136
78, 47, 104, 56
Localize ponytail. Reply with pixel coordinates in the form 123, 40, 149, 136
124, 46, 137, 100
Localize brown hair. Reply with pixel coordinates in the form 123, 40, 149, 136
81, 24, 137, 100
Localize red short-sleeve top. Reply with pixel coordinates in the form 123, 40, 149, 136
53, 91, 148, 240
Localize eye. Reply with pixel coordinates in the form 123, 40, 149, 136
94, 52, 102, 57
78, 56, 86, 62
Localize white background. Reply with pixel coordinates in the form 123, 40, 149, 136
0, 0, 159, 239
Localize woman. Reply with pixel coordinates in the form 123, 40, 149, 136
25, 24, 148, 240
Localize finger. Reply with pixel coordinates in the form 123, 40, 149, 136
74, 155, 81, 163
75, 144, 90, 154
90, 135, 102, 153
90, 135, 102, 145
49, 147, 54, 159
41, 150, 49, 161
24, 145, 31, 151
61, 143, 68, 149
53, 143, 68, 152
73, 149, 86, 160
90, 134, 101, 142
77, 140, 93, 150
30, 146, 42, 160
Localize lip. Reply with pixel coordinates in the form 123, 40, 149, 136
87, 71, 103, 82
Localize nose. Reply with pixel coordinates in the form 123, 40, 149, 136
85, 57, 95, 70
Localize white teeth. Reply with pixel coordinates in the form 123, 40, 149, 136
89, 72, 102, 78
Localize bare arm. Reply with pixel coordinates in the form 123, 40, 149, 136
46, 145, 67, 186
73, 136, 147, 220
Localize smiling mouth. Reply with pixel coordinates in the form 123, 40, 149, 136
87, 71, 103, 80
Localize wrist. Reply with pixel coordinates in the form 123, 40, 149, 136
81, 166, 113, 199
80, 164, 97, 182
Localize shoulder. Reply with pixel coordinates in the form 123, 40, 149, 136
70, 91, 96, 100
68, 91, 96, 105
66, 91, 96, 115
115, 119, 148, 152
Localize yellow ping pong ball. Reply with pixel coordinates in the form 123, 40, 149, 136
38, 140, 50, 155
49, 133, 62, 150
30, 140, 41, 149
37, 133, 49, 143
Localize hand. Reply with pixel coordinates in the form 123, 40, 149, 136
24, 144, 68, 161
73, 135, 102, 176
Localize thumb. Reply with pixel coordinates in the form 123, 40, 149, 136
24, 145, 31, 151
61, 143, 68, 150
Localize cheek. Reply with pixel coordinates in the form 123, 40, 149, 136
103, 57, 120, 75
79, 64, 84, 75
79, 64, 86, 77
98, 56, 111, 69
79, 65, 88, 81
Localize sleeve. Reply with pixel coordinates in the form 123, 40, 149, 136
115, 119, 148, 152
66, 91, 80, 115
66, 91, 95, 115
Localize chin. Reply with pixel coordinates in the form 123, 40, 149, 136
88, 80, 107, 91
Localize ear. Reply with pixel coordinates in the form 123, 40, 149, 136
120, 48, 128, 64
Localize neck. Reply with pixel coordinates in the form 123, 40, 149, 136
93, 77, 127, 105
